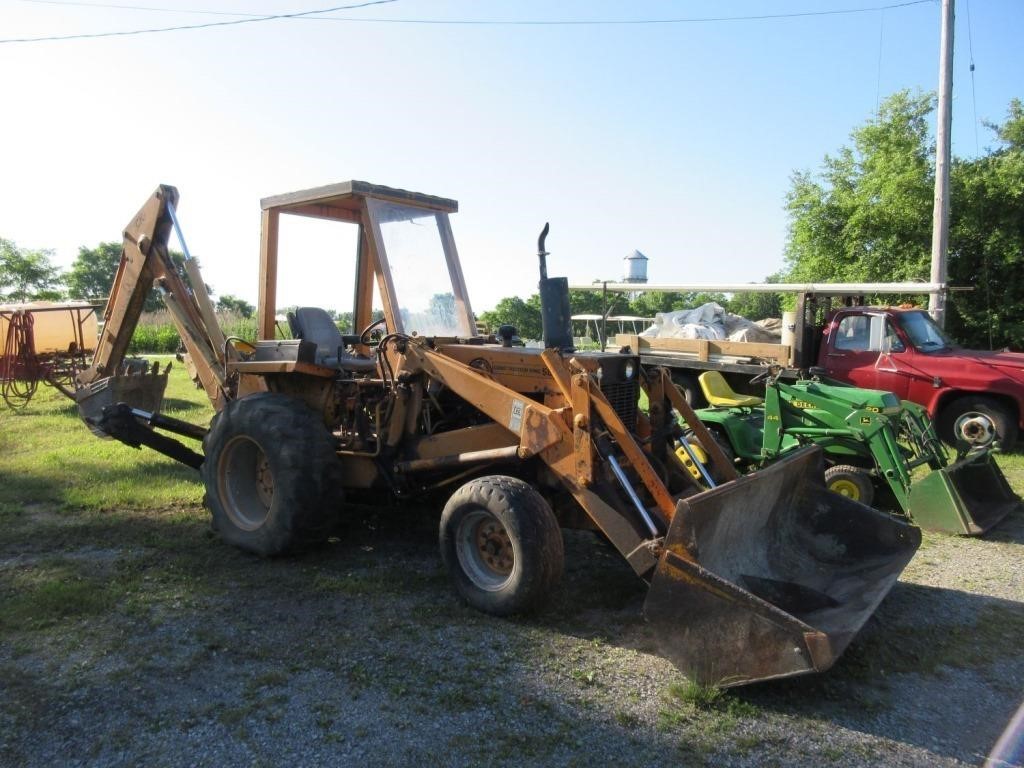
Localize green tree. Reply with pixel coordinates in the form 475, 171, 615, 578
947, 100, 1024, 349
0, 238, 64, 302
627, 291, 727, 317
785, 92, 1024, 349
66, 242, 205, 313
216, 294, 255, 318
567, 289, 619, 317
727, 273, 785, 320
66, 241, 121, 301
785, 90, 935, 284
479, 295, 542, 340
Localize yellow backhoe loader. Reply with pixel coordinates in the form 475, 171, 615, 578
72, 183, 920, 686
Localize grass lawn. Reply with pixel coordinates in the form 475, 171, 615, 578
0, 357, 213, 515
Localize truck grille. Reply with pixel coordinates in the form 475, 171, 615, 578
601, 378, 638, 432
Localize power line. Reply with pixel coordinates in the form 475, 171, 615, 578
18, 0, 266, 17
317, 0, 936, 26
1, 0, 398, 43
875, 8, 886, 115
965, 0, 980, 155
4, 0, 936, 44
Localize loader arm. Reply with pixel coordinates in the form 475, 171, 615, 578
760, 379, 916, 509
401, 340, 675, 576
76, 185, 230, 412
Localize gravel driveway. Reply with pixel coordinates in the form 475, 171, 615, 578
1, 489, 1022, 767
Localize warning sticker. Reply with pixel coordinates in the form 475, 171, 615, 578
509, 399, 525, 433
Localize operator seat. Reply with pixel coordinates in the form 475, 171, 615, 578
698, 370, 764, 408
287, 307, 377, 374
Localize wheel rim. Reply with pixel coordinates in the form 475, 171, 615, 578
953, 412, 996, 447
218, 435, 274, 531
455, 509, 515, 591
829, 477, 862, 500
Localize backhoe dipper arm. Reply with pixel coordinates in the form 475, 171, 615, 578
76, 185, 228, 409
79, 185, 178, 384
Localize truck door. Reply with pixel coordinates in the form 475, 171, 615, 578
822, 311, 909, 397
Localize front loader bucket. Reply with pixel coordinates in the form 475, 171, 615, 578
908, 451, 1021, 535
76, 362, 170, 436
643, 446, 920, 687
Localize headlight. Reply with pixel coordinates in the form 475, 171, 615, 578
623, 361, 635, 380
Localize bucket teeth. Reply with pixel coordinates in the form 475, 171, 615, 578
75, 361, 171, 436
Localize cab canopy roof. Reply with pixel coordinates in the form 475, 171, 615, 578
260, 181, 458, 220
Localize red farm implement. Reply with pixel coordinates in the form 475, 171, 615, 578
1, 302, 98, 408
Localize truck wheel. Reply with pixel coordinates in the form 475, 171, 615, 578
824, 465, 874, 506
938, 396, 1017, 451
672, 373, 708, 409
202, 393, 342, 556
439, 476, 564, 616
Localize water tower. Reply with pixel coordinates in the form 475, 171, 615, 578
623, 250, 648, 284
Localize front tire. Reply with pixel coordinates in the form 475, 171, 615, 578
938, 395, 1018, 451
824, 464, 875, 506
439, 476, 564, 616
202, 393, 342, 556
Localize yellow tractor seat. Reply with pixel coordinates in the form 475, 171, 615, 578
698, 370, 764, 408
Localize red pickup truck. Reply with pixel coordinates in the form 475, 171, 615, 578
814, 305, 1024, 450
622, 297, 1024, 451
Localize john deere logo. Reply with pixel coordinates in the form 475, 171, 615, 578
861, 417, 871, 424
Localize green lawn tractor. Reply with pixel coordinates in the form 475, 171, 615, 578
686, 368, 1020, 535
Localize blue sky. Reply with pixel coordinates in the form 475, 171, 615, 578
1, 0, 1022, 313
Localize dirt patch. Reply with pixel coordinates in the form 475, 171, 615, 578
1, 503, 1023, 767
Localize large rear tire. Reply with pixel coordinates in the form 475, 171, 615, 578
201, 393, 342, 556
439, 476, 564, 616
937, 395, 1018, 452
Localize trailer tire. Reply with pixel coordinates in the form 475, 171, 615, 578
824, 465, 874, 506
938, 396, 1017, 452
202, 393, 342, 556
439, 476, 564, 616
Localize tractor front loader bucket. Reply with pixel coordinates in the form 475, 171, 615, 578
75, 362, 170, 436
909, 451, 1021, 535
644, 446, 920, 687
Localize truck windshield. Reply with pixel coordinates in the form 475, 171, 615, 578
900, 310, 954, 352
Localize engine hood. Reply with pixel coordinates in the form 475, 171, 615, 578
961, 349, 1024, 369
913, 347, 1024, 388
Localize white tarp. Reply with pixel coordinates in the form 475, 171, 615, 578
640, 302, 781, 343
640, 303, 727, 340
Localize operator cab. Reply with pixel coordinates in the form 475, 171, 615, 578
256, 181, 476, 348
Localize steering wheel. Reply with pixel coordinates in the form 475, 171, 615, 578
750, 364, 782, 385
358, 317, 388, 345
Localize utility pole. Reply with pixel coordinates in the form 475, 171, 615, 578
929, 0, 954, 326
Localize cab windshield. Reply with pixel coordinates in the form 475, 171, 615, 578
368, 199, 471, 337
900, 310, 954, 353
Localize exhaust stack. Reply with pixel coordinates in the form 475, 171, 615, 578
536, 223, 573, 351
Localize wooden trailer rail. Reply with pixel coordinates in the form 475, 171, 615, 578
614, 333, 792, 367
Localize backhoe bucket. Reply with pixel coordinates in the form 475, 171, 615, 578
644, 446, 920, 687
908, 451, 1021, 535
75, 362, 170, 436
